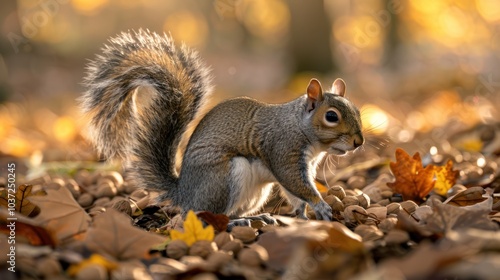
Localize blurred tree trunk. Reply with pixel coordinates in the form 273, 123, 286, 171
288, 0, 333, 73
1, 0, 22, 53
0, 0, 20, 102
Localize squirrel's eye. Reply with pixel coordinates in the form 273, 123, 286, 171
325, 110, 339, 123
323, 109, 341, 127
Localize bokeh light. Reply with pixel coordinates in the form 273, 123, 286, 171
236, 0, 290, 42
360, 104, 389, 135
72, 0, 109, 15
163, 11, 209, 47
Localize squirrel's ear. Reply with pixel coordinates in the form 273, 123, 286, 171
332, 78, 346, 97
306, 78, 323, 112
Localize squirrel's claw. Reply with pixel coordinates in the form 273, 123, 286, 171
311, 201, 333, 221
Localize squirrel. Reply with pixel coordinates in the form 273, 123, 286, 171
80, 29, 364, 221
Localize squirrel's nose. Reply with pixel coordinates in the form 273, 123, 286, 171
353, 134, 364, 149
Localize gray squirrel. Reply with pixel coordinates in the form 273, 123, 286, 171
80, 29, 364, 221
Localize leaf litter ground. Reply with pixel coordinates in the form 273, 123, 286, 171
1, 126, 500, 279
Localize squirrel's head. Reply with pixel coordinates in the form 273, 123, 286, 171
305, 78, 364, 155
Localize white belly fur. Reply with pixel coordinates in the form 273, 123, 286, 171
226, 157, 276, 216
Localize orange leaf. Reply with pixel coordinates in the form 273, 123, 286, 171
0, 220, 55, 246
315, 180, 328, 193
387, 148, 435, 203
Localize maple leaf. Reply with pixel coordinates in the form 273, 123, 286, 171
433, 160, 459, 196
0, 184, 44, 217
28, 186, 90, 243
387, 148, 435, 203
85, 209, 166, 260
170, 210, 214, 246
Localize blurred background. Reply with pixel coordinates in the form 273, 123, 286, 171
0, 0, 499, 171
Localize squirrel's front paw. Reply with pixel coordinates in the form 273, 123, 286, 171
311, 201, 333, 221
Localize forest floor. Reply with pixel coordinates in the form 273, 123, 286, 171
1, 123, 500, 280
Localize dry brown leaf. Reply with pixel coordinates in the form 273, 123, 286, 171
85, 209, 166, 260
444, 186, 486, 206
379, 241, 477, 279
322, 222, 364, 253
0, 184, 43, 217
423, 197, 498, 234
387, 148, 435, 203
257, 220, 333, 272
28, 186, 90, 243
196, 211, 229, 233
284, 222, 369, 279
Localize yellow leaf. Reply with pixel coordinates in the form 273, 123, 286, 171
170, 210, 214, 246
67, 254, 118, 277
433, 160, 458, 196
460, 139, 483, 152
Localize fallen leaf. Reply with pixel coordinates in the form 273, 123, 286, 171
387, 148, 435, 203
85, 209, 166, 260
433, 160, 458, 196
0, 220, 55, 246
28, 186, 90, 243
423, 197, 498, 234
283, 222, 370, 279
379, 241, 477, 279
257, 219, 332, 272
67, 254, 118, 277
196, 211, 229, 233
443, 186, 486, 206
170, 210, 214, 246
322, 222, 364, 253
0, 184, 43, 217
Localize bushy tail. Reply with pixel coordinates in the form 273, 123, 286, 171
80, 29, 212, 192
